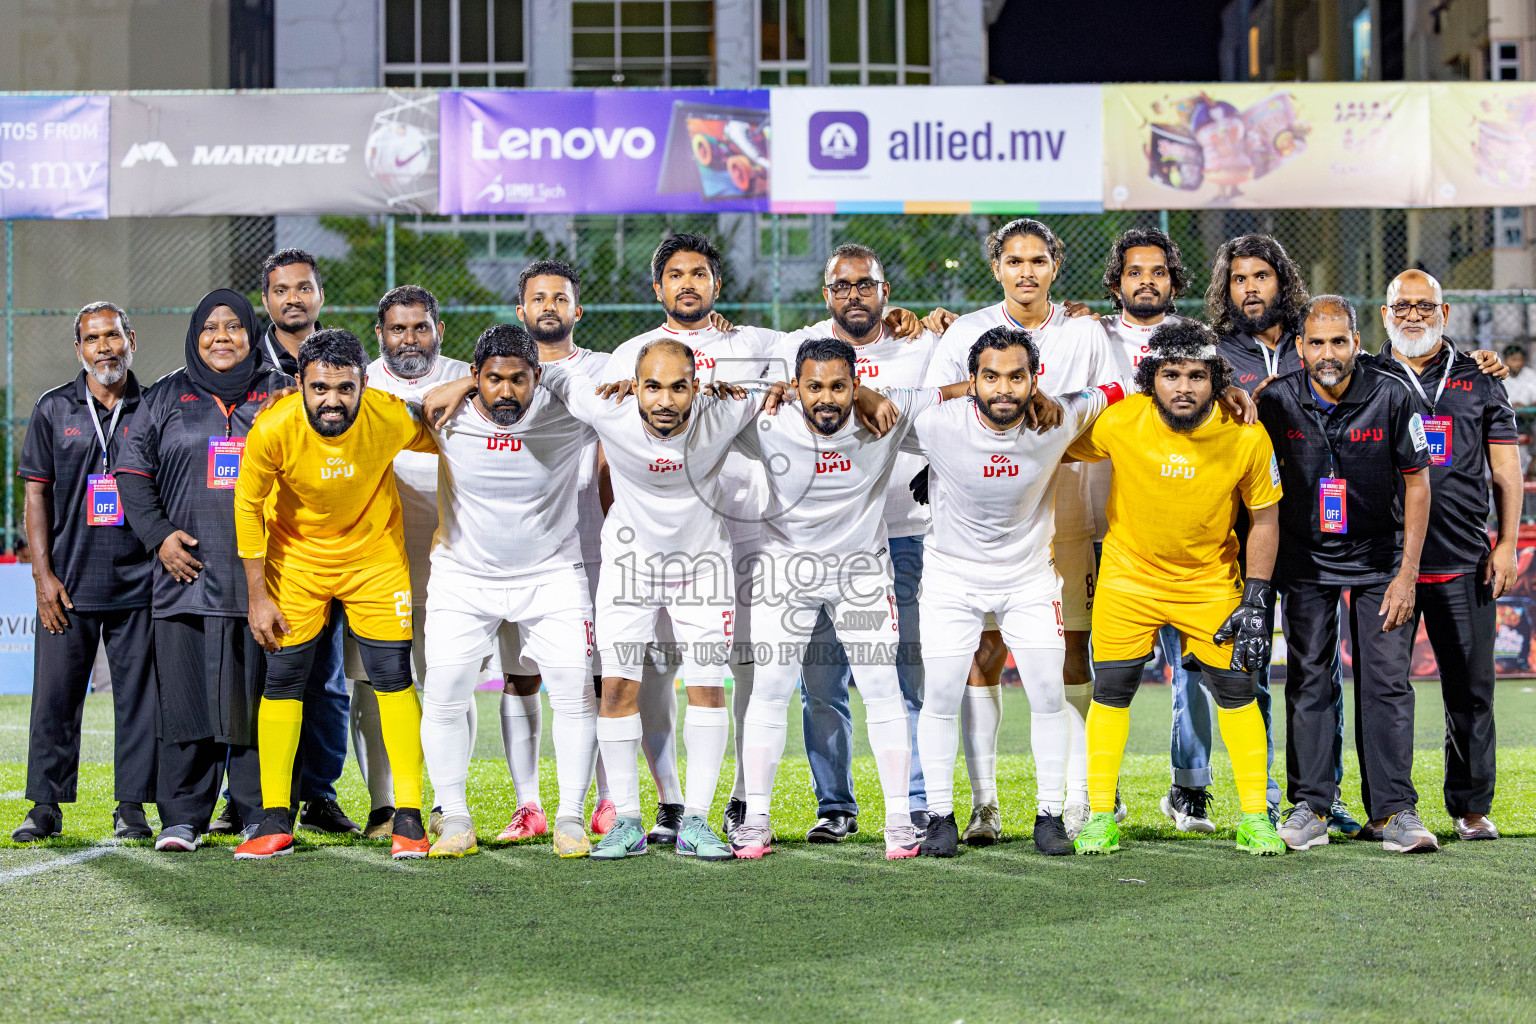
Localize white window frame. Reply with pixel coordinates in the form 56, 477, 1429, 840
570, 0, 715, 87
380, 0, 529, 87
758, 0, 933, 86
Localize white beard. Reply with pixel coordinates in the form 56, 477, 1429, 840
1387, 319, 1442, 358
80, 347, 131, 387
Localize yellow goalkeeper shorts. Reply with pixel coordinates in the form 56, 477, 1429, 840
265, 560, 413, 647
1091, 579, 1242, 670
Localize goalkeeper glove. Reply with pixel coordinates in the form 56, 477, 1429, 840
909, 466, 930, 505
1212, 578, 1273, 674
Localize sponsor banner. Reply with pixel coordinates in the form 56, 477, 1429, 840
109, 91, 437, 216
1103, 83, 1431, 210
1428, 82, 1536, 207
0, 564, 34, 694
438, 89, 770, 214
0, 95, 109, 219
770, 86, 1102, 213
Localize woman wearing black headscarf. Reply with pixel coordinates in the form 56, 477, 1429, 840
116, 289, 293, 851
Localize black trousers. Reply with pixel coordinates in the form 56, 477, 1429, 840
26, 606, 157, 805
1416, 574, 1497, 816
153, 614, 265, 830
1282, 579, 1416, 820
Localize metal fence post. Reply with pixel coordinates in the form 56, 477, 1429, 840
1159, 209, 1169, 234
384, 214, 397, 294
770, 213, 782, 332
4, 219, 13, 553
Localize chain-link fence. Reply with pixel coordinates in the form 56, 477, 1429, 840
3, 206, 1533, 546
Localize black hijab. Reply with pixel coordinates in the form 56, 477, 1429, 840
185, 288, 264, 404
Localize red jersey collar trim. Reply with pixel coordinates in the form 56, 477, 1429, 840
660, 324, 709, 337
969, 396, 1024, 436
1004, 302, 1057, 332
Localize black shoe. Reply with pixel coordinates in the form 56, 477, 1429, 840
392, 807, 427, 842
920, 812, 959, 857
12, 803, 62, 842
113, 802, 153, 840
722, 798, 747, 841
806, 812, 858, 843
648, 802, 684, 845
253, 807, 294, 838
1032, 813, 1074, 856
299, 798, 360, 835
206, 800, 241, 835
363, 806, 396, 839
911, 810, 930, 838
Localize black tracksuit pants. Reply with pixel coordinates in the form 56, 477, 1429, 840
1415, 574, 1497, 817
1282, 580, 1417, 821
26, 607, 157, 805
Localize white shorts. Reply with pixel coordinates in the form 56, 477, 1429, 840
1052, 533, 1096, 632
596, 556, 734, 686
752, 548, 900, 661
425, 568, 594, 673
921, 570, 1065, 658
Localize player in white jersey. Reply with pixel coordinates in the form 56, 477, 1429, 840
907, 326, 1125, 857
770, 243, 937, 843
922, 218, 1118, 842
540, 340, 767, 861
417, 324, 599, 859
599, 232, 925, 842
730, 337, 982, 861
340, 286, 473, 840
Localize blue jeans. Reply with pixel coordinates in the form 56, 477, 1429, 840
297, 611, 348, 803
801, 534, 926, 817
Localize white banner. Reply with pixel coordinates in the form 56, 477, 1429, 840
769, 85, 1102, 213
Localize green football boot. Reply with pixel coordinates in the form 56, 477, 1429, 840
1072, 811, 1121, 855
1235, 812, 1286, 856
590, 814, 649, 860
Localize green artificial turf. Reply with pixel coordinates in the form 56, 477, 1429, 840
1, 683, 1534, 1023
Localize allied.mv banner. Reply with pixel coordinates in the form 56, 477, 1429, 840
0, 94, 109, 219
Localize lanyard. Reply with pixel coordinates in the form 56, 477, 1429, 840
87, 396, 124, 470
1396, 348, 1454, 413
1303, 383, 1342, 479
261, 329, 284, 370
1251, 334, 1281, 378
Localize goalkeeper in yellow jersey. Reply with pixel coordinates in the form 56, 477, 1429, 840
232, 329, 438, 861
1065, 319, 1286, 856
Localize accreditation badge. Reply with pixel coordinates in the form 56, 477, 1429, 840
207, 437, 246, 488
1421, 415, 1452, 467
86, 474, 124, 526
1318, 477, 1347, 534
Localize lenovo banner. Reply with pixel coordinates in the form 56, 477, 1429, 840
437, 89, 770, 214
0, 94, 109, 219
109, 91, 438, 216
769, 86, 1103, 213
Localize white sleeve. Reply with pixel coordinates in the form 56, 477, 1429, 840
1086, 322, 1125, 388
923, 336, 967, 388
598, 342, 636, 385
732, 418, 765, 461
882, 386, 943, 420
1060, 387, 1108, 441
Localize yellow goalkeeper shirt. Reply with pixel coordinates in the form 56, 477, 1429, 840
1065, 393, 1282, 597
234, 389, 437, 571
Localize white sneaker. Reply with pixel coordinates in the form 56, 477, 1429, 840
1114, 791, 1129, 823
153, 824, 201, 852
1160, 786, 1217, 833
1063, 800, 1091, 840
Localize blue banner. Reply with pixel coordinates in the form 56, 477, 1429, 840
0, 565, 35, 694
0, 94, 110, 219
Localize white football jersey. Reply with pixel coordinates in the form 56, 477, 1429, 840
735, 387, 941, 556
542, 346, 610, 574
427, 388, 595, 583
905, 388, 1109, 591
365, 354, 472, 603
602, 322, 783, 547
1090, 313, 1184, 540
773, 321, 938, 539
541, 364, 762, 567
924, 301, 1119, 541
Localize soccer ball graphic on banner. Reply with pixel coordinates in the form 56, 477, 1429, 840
366, 121, 432, 184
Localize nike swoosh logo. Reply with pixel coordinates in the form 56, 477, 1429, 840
395, 147, 427, 167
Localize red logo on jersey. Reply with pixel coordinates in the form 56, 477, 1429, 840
856, 357, 879, 379
649, 457, 683, 474
1239, 373, 1258, 384
1448, 379, 1473, 392
815, 451, 851, 475
696, 355, 716, 371
180, 394, 200, 402
63, 427, 82, 436
984, 454, 1019, 478
485, 434, 523, 451
1349, 428, 1382, 443
249, 390, 269, 402
1287, 429, 1305, 439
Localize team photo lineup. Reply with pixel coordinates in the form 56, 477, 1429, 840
19, 214, 1522, 865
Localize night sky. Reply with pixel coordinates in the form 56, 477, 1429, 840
988, 0, 1230, 83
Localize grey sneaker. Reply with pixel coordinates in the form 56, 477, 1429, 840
961, 803, 1001, 846
1381, 810, 1439, 853
1277, 805, 1329, 851
153, 824, 202, 852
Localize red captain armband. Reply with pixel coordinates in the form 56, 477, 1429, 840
1094, 382, 1126, 405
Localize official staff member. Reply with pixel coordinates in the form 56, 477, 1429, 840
245, 247, 357, 836
1376, 270, 1520, 842
1257, 295, 1435, 855
116, 289, 292, 852
11, 302, 157, 843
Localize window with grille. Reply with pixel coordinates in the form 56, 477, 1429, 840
572, 1, 715, 87
382, 0, 527, 87
760, 0, 931, 86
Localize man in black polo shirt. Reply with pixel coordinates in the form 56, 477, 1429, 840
1258, 295, 1436, 854
1374, 269, 1520, 842
1206, 234, 1309, 390
11, 303, 157, 842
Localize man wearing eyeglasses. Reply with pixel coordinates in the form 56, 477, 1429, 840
768, 243, 941, 843
1372, 270, 1520, 843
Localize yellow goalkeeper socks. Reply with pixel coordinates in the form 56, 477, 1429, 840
376, 688, 425, 810
1215, 700, 1270, 815
257, 697, 304, 812
1086, 701, 1131, 814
